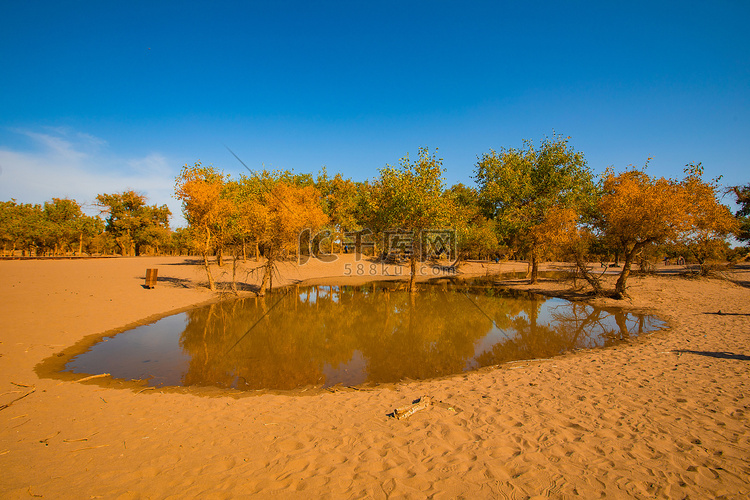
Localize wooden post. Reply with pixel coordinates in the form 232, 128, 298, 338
145, 269, 158, 289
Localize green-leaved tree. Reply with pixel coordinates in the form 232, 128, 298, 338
475, 135, 594, 283
367, 147, 453, 292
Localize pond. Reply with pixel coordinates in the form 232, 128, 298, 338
63, 278, 666, 392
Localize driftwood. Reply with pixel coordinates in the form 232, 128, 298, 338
390, 396, 462, 420
76, 373, 110, 383
393, 396, 433, 420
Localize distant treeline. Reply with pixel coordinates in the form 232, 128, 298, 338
0, 192, 184, 257
170, 136, 748, 296
2, 135, 748, 296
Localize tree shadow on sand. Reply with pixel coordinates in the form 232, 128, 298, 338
137, 275, 193, 289
727, 263, 750, 289
161, 258, 204, 266
673, 350, 750, 361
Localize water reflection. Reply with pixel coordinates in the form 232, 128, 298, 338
65, 280, 665, 391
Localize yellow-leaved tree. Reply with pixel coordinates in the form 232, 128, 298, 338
175, 162, 232, 290
680, 163, 740, 270
256, 182, 328, 295
595, 163, 738, 297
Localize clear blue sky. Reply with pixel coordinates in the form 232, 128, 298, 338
1, 1, 748, 226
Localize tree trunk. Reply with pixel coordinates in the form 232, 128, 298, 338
202, 228, 216, 290
202, 251, 216, 291
231, 246, 239, 295
528, 245, 539, 284
614, 242, 646, 298
116, 237, 126, 256
355, 232, 362, 257
573, 252, 603, 295
254, 241, 260, 262
690, 248, 709, 275
258, 247, 274, 296
217, 246, 224, 267
409, 254, 417, 292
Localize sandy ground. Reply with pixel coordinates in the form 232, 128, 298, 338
1, 255, 749, 499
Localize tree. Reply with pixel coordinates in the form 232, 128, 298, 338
222, 177, 271, 293
728, 183, 750, 244
42, 198, 103, 255
0, 200, 26, 255
175, 163, 231, 290
96, 191, 171, 256
595, 163, 738, 297
176, 162, 327, 295
367, 147, 453, 292
679, 164, 739, 271
43, 198, 81, 254
0, 201, 48, 256
475, 134, 594, 283
168, 227, 193, 256
255, 182, 328, 295
316, 171, 366, 253
448, 183, 499, 261
230, 172, 275, 262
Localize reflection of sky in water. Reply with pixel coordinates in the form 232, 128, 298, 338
299, 286, 342, 305
468, 325, 516, 368
323, 350, 366, 386
66, 314, 191, 386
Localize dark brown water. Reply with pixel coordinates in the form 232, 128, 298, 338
64, 278, 666, 391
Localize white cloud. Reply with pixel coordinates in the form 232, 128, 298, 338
0, 129, 185, 226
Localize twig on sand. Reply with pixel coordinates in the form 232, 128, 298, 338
39, 431, 60, 445
63, 432, 98, 443
76, 373, 110, 383
70, 444, 110, 453
12, 418, 31, 429
0, 387, 36, 411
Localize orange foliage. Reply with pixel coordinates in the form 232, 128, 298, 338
597, 164, 738, 295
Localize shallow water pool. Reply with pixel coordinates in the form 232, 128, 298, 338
64, 278, 666, 391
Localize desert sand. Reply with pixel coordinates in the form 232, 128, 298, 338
1, 255, 749, 499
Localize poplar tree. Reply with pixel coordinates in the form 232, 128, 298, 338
595, 163, 738, 297
475, 135, 593, 283
368, 147, 453, 292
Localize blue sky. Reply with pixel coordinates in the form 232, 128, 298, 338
1, 1, 748, 226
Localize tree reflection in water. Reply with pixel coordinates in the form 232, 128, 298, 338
172, 281, 664, 390
64, 280, 665, 390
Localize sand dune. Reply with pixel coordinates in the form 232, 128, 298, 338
1, 256, 749, 499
